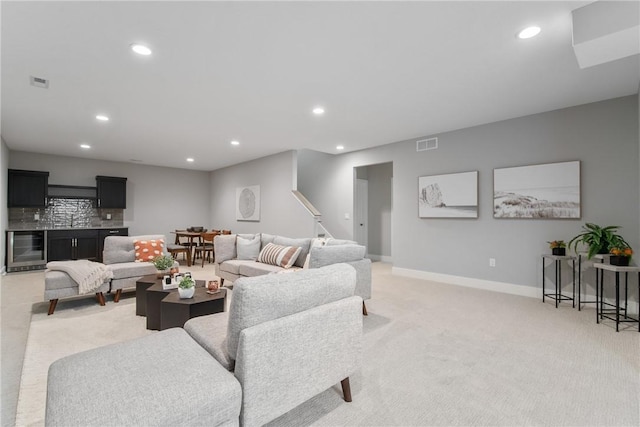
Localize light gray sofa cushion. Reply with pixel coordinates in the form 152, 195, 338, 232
107, 261, 157, 280
184, 312, 234, 371
273, 236, 311, 268
214, 234, 237, 263
260, 233, 276, 248
220, 260, 257, 275
326, 238, 358, 246
102, 234, 168, 265
238, 262, 289, 276
236, 234, 261, 260
309, 244, 367, 268
46, 328, 241, 427
226, 263, 356, 360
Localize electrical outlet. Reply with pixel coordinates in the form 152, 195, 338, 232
106, 213, 112, 220
489, 258, 496, 267
34, 213, 39, 221
344, 213, 350, 220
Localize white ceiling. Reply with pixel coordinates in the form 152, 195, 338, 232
2, 1, 639, 171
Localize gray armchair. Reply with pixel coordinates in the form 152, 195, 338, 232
184, 263, 363, 426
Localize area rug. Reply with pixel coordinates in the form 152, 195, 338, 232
15, 269, 640, 426
15, 295, 152, 426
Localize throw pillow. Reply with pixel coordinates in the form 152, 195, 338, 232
237, 234, 261, 260
273, 236, 312, 268
134, 239, 165, 262
257, 243, 302, 269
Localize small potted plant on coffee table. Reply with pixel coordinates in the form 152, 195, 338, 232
609, 245, 633, 266
152, 255, 175, 278
178, 276, 196, 299
548, 240, 566, 256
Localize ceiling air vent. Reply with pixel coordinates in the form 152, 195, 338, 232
30, 76, 49, 89
416, 137, 438, 152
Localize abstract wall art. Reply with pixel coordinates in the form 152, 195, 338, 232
236, 185, 260, 221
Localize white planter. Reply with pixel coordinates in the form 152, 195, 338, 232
178, 286, 195, 299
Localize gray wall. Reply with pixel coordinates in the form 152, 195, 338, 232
1, 138, 9, 272
298, 96, 639, 290
209, 150, 314, 237
8, 152, 211, 239
366, 162, 392, 259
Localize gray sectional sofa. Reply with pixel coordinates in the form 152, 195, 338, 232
46, 264, 363, 427
214, 233, 372, 313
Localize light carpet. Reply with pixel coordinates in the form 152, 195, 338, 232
16, 264, 640, 426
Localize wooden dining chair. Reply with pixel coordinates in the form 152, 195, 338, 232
168, 230, 192, 266
222, 230, 232, 235
193, 231, 219, 267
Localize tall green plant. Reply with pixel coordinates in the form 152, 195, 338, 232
568, 223, 629, 259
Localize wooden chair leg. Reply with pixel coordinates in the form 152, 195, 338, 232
220, 278, 224, 286
114, 289, 122, 303
96, 292, 106, 306
341, 378, 352, 402
187, 250, 192, 267
362, 301, 368, 316
48, 299, 59, 315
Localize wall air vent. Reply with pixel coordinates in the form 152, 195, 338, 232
30, 76, 49, 89
416, 137, 438, 152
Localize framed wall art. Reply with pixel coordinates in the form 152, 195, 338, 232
418, 171, 478, 218
236, 185, 260, 221
493, 160, 580, 219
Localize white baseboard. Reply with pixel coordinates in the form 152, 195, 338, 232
368, 254, 393, 263
391, 266, 639, 315
392, 267, 541, 299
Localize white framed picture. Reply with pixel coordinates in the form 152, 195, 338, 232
493, 160, 580, 219
236, 185, 260, 221
418, 171, 478, 218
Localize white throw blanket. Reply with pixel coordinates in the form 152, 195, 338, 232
46, 260, 114, 295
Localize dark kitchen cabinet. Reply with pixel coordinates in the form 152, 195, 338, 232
8, 169, 49, 208
47, 229, 99, 262
96, 176, 127, 209
97, 228, 128, 261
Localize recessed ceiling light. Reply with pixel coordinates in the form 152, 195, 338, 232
517, 26, 541, 39
230, 140, 240, 146
186, 158, 194, 162
80, 144, 91, 149
336, 145, 344, 150
131, 44, 152, 56
95, 115, 109, 121
312, 107, 325, 115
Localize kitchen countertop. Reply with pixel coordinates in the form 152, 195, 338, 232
6, 226, 128, 232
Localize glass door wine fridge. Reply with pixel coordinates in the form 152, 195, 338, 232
7, 230, 48, 272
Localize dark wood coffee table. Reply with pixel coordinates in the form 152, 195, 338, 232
160, 287, 226, 330
136, 275, 226, 330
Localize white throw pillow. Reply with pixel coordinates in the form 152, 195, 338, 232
257, 243, 302, 269
237, 234, 261, 261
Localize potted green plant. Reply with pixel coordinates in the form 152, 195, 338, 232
609, 245, 633, 266
178, 276, 195, 299
152, 255, 174, 278
568, 223, 629, 259
547, 240, 566, 256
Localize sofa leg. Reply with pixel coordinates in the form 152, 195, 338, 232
362, 301, 368, 316
96, 292, 106, 306
341, 378, 352, 402
220, 278, 224, 286
114, 289, 122, 303
48, 299, 59, 316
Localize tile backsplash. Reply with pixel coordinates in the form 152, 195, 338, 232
8, 198, 123, 229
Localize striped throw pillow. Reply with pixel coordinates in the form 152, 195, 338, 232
257, 243, 302, 269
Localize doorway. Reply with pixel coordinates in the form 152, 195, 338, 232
354, 162, 393, 262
